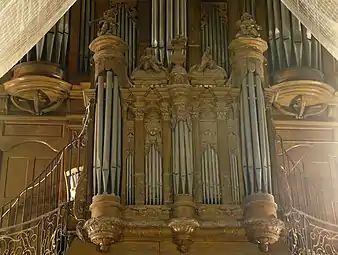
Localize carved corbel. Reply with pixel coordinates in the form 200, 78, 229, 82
169, 195, 199, 254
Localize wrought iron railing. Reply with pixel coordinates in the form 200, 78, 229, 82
0, 100, 91, 254
286, 208, 338, 254
277, 136, 338, 254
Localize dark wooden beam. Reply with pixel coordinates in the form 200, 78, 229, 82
187, 0, 202, 68
137, 0, 151, 61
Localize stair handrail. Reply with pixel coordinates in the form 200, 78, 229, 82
0, 101, 92, 221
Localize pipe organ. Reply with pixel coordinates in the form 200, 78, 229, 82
93, 72, 122, 195
6, 0, 338, 254
267, 0, 323, 74
19, 11, 70, 69
201, 3, 229, 72
151, 0, 187, 65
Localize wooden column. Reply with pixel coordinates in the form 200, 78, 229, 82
134, 102, 146, 205
187, 0, 201, 68
216, 101, 232, 204
161, 101, 172, 204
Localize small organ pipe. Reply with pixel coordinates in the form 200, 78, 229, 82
173, 124, 180, 194
267, 0, 323, 74
103, 71, 113, 190
159, 0, 165, 63
110, 76, 119, 194
93, 107, 98, 194
248, 72, 262, 191
256, 76, 268, 192
97, 75, 104, 193
174, 0, 180, 35
240, 98, 248, 195
166, 0, 173, 65
242, 77, 254, 194
117, 95, 122, 194
185, 124, 193, 194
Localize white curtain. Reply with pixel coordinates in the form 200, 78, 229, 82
0, 0, 77, 78
282, 0, 338, 61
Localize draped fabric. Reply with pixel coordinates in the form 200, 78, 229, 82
0, 0, 77, 78
281, 0, 338, 61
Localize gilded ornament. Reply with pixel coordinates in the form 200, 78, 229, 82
96, 3, 121, 37
131, 48, 168, 87
189, 48, 227, 87
235, 13, 262, 38
84, 216, 124, 252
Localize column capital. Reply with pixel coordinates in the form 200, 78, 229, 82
228, 14, 267, 85
89, 35, 128, 85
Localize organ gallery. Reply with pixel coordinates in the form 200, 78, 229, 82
0, 0, 338, 254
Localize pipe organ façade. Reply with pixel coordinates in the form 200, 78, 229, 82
78, 1, 286, 253
2, 0, 338, 254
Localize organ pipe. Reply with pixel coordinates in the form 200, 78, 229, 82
20, 11, 70, 70
201, 145, 221, 204
267, 0, 323, 74
152, 0, 187, 66
172, 115, 194, 195
201, 4, 228, 73
93, 72, 123, 195
145, 145, 163, 205
240, 73, 272, 195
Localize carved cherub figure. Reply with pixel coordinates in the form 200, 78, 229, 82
235, 13, 261, 38
97, 5, 120, 36
137, 47, 166, 73
198, 47, 218, 72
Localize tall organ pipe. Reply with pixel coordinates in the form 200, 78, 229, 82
152, 0, 187, 65
172, 119, 193, 195
266, 0, 322, 74
201, 4, 228, 73
93, 72, 123, 196
239, 73, 272, 195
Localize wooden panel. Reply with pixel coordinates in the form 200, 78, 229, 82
277, 128, 334, 141
0, 142, 57, 204
67, 239, 288, 255
3, 123, 63, 137
3, 157, 29, 199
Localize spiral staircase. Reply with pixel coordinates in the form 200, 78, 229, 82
0, 102, 91, 255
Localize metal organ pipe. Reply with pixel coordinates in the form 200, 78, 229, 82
172, 118, 193, 195
145, 143, 163, 205
267, 0, 323, 73
96, 75, 104, 194
152, 0, 187, 65
201, 144, 221, 204
93, 72, 122, 196
239, 72, 272, 195
201, 4, 228, 73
